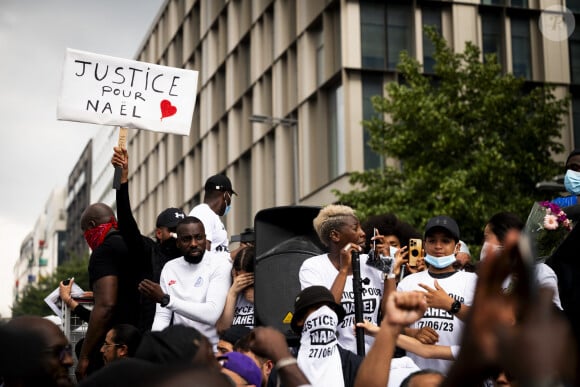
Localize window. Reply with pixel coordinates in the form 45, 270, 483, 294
361, 2, 386, 69
569, 0, 580, 13
360, 2, 413, 70
362, 74, 383, 170
481, 12, 504, 66
510, 0, 528, 7
386, 4, 413, 69
328, 84, 345, 178
511, 17, 531, 79
481, 0, 504, 5
573, 95, 580, 148
570, 28, 580, 84
422, 7, 442, 73
315, 25, 324, 86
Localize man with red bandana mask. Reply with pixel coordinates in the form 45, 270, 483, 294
75, 203, 141, 381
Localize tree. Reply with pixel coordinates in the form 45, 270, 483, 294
335, 27, 568, 246
11, 254, 90, 317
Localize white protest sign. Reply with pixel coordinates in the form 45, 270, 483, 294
57, 48, 198, 136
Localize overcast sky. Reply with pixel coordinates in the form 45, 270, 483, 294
0, 0, 166, 317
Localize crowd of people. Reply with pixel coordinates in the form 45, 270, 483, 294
1, 147, 579, 387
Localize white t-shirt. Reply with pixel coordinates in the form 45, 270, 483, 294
535, 263, 562, 309
232, 294, 254, 329
397, 270, 477, 374
297, 306, 344, 387
387, 356, 421, 387
299, 253, 384, 353
189, 203, 229, 254
501, 263, 562, 310
152, 251, 232, 347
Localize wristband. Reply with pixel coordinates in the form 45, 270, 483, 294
275, 357, 297, 371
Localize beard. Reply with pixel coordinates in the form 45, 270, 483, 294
184, 254, 203, 264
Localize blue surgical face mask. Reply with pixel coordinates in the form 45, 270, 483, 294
564, 169, 580, 195
223, 192, 232, 216
424, 253, 456, 269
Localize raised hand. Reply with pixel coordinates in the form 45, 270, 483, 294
385, 291, 428, 327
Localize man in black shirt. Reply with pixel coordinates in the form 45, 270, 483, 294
112, 146, 185, 330
75, 203, 140, 381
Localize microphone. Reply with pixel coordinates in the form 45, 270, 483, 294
351, 250, 366, 356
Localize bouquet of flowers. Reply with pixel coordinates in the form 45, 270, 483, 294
524, 201, 573, 260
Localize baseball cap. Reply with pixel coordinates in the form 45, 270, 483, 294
135, 325, 202, 365
218, 351, 262, 387
290, 286, 346, 334
424, 215, 460, 242
156, 208, 186, 228
205, 174, 237, 195
219, 325, 251, 345
458, 240, 470, 256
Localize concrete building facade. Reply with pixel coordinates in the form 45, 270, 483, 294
91, 126, 117, 210
13, 232, 34, 304
12, 187, 67, 302
100, 0, 580, 239
65, 140, 92, 262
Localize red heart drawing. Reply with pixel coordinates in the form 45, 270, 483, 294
160, 99, 177, 120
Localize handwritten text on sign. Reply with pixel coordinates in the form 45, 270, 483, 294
57, 48, 198, 136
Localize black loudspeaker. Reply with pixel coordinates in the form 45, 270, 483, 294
254, 206, 324, 342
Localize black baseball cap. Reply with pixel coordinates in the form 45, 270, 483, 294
156, 208, 186, 228
290, 286, 345, 334
135, 325, 202, 365
204, 174, 237, 195
219, 325, 251, 345
424, 215, 460, 242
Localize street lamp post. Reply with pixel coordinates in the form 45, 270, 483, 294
249, 115, 299, 204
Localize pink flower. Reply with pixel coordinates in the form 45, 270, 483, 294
563, 219, 571, 230
543, 214, 559, 230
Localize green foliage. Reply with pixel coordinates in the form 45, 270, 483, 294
11, 254, 90, 318
335, 27, 568, 245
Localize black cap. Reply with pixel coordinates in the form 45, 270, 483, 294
135, 325, 202, 365
156, 208, 186, 228
424, 215, 460, 242
290, 286, 345, 334
219, 325, 251, 345
204, 174, 237, 195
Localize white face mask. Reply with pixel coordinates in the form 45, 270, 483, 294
479, 241, 502, 261
424, 253, 456, 269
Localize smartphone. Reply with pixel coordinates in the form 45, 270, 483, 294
366, 254, 394, 273
408, 238, 422, 267
372, 228, 379, 257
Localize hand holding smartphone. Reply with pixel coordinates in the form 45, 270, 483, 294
372, 228, 379, 256
366, 229, 395, 273
408, 238, 423, 267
